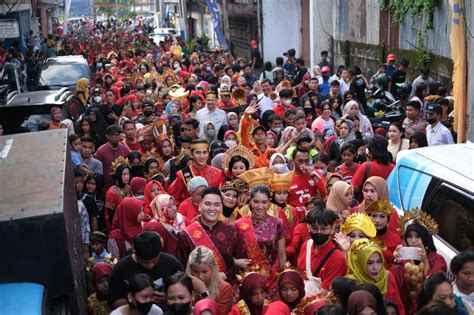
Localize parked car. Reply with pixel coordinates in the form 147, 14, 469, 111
0, 88, 73, 134
35, 55, 91, 91
149, 27, 178, 45
387, 143, 474, 267
0, 129, 88, 314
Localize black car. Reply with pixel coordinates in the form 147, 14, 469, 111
35, 55, 91, 91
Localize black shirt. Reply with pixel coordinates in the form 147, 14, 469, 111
251, 48, 263, 69
349, 77, 367, 108
389, 69, 406, 96
108, 253, 183, 306
99, 104, 122, 125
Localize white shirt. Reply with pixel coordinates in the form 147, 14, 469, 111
453, 283, 474, 313
195, 106, 227, 138
111, 304, 163, 315
257, 93, 276, 118
426, 121, 454, 146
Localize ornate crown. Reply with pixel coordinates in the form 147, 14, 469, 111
111, 156, 130, 177
365, 200, 393, 216
222, 144, 255, 172
219, 181, 240, 193
238, 167, 274, 189
235, 264, 266, 283
175, 148, 191, 167
340, 212, 377, 238
169, 87, 190, 100
270, 172, 294, 192
141, 151, 163, 166
399, 208, 439, 235
350, 238, 382, 255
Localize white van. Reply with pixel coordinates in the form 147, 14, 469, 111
386, 143, 474, 267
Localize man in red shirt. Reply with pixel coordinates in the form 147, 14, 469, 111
297, 209, 347, 294
288, 147, 327, 219
169, 140, 225, 203
120, 121, 141, 151
95, 125, 130, 188
273, 88, 296, 120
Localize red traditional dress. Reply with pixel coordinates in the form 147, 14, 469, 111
177, 197, 200, 221
288, 171, 327, 219
376, 229, 402, 269
168, 163, 225, 204
105, 185, 132, 232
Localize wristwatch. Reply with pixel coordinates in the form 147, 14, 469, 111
200, 291, 209, 299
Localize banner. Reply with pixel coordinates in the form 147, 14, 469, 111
205, 0, 228, 49
450, 0, 467, 142
63, 0, 72, 33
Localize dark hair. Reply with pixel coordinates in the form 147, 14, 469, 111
74, 169, 83, 178
307, 208, 337, 226
264, 61, 272, 71
68, 133, 80, 145
268, 114, 282, 124
276, 57, 284, 66
331, 277, 357, 309
450, 251, 474, 275
341, 143, 356, 156
321, 50, 328, 56
314, 153, 330, 165
297, 136, 312, 147
249, 184, 271, 200
294, 113, 306, 122
217, 124, 232, 141
134, 231, 162, 260
317, 304, 346, 315
200, 187, 223, 202
305, 198, 326, 213
81, 135, 95, 144
389, 121, 404, 136
128, 273, 154, 294
296, 58, 305, 65
190, 139, 209, 153
229, 155, 250, 171
406, 100, 421, 110
284, 109, 297, 118
367, 135, 391, 164
400, 58, 410, 67
185, 118, 199, 129
261, 79, 271, 86
354, 283, 387, 315
330, 80, 340, 87
84, 173, 104, 193
122, 120, 136, 129
292, 146, 310, 159
420, 66, 430, 75
416, 272, 451, 312
418, 301, 456, 315
385, 301, 400, 315
164, 271, 193, 295
38, 120, 50, 131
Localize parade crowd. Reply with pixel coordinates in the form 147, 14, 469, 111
12, 16, 472, 315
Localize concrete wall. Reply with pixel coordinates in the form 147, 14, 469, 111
467, 1, 474, 142
261, 0, 301, 64
310, 0, 332, 69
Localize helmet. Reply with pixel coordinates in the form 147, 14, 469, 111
398, 82, 412, 97
372, 99, 386, 112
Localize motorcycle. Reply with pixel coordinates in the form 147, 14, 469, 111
369, 99, 406, 130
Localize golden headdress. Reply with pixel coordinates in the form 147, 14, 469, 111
235, 264, 266, 283
231, 88, 247, 106
340, 212, 377, 238
162, 68, 178, 87
399, 208, 439, 235
175, 148, 191, 167
222, 144, 255, 172
219, 180, 241, 193
169, 87, 190, 100
238, 167, 274, 189
365, 200, 393, 216
111, 156, 130, 177
141, 151, 162, 166
270, 172, 294, 192
350, 238, 382, 255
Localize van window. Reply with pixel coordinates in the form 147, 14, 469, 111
397, 166, 433, 211
423, 183, 474, 252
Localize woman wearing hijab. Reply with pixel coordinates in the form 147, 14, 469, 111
271, 269, 305, 312
345, 238, 405, 315
86, 107, 108, 148
192, 299, 220, 315
230, 273, 268, 315
65, 78, 90, 121
107, 197, 144, 259
342, 100, 374, 141
143, 180, 165, 216
87, 262, 113, 315
59, 119, 75, 135
326, 181, 355, 219
156, 136, 175, 163
346, 289, 380, 315
150, 194, 189, 234
203, 121, 218, 144
268, 153, 290, 175
392, 209, 447, 314
327, 119, 355, 162
105, 162, 132, 231
352, 176, 399, 233
219, 182, 242, 224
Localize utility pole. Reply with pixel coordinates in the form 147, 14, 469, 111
221, 0, 230, 40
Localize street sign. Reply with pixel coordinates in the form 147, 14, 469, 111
0, 20, 19, 39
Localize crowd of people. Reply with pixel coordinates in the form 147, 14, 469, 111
13, 15, 471, 315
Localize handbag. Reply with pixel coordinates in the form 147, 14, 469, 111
304, 239, 322, 295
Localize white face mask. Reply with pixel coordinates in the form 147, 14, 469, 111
304, 80, 310, 85
283, 99, 292, 106
272, 127, 281, 134
93, 96, 102, 103
272, 163, 288, 174
225, 140, 237, 148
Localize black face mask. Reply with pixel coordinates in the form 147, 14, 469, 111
376, 225, 388, 236
143, 110, 153, 117
168, 302, 191, 315
131, 301, 153, 314
426, 118, 437, 125
310, 232, 330, 246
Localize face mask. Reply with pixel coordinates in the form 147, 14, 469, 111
207, 129, 216, 137
206, 66, 211, 72
143, 110, 153, 117
310, 232, 330, 246
133, 301, 153, 314
283, 99, 292, 106
427, 118, 437, 125
94, 96, 102, 103
304, 80, 310, 85
225, 140, 237, 148
316, 168, 326, 176
304, 107, 312, 113
168, 302, 191, 315
272, 127, 281, 134
272, 163, 288, 174
173, 63, 180, 69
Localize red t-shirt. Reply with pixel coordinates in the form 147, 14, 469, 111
351, 161, 395, 190
178, 197, 200, 221
288, 172, 327, 218
335, 162, 360, 183
273, 103, 296, 119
